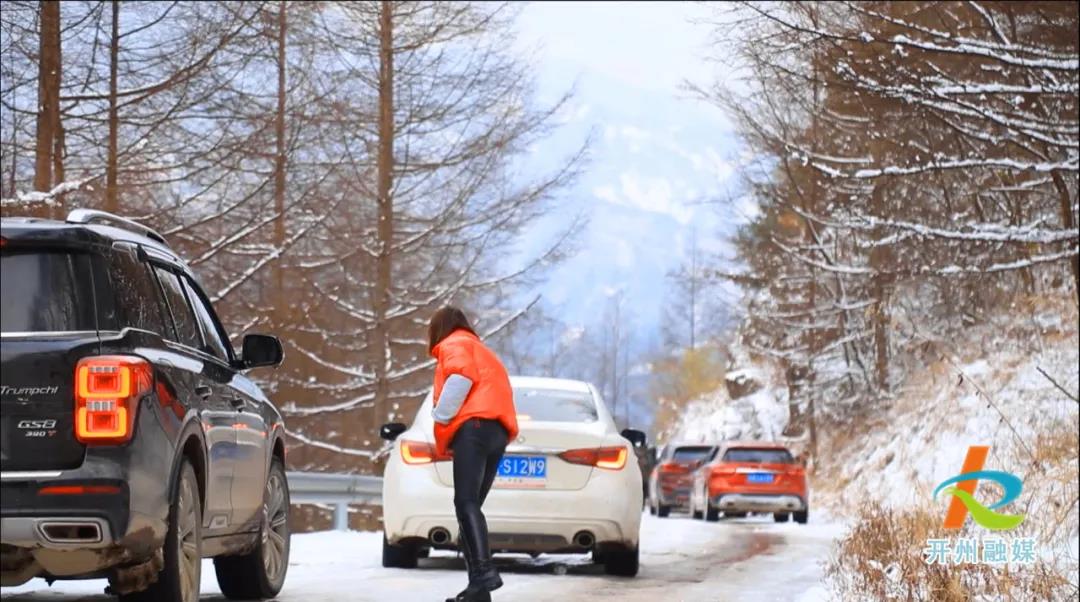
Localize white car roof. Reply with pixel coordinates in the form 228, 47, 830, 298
509, 375, 592, 393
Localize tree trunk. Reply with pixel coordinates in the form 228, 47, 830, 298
372, 0, 395, 427
273, 2, 287, 309
689, 230, 697, 351
34, 1, 61, 199
105, 0, 119, 213
51, 106, 64, 215
1050, 170, 1079, 304
869, 182, 891, 393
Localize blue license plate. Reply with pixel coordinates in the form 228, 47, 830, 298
747, 472, 774, 484
498, 455, 547, 479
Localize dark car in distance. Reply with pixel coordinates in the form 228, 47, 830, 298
647, 443, 719, 517
1, 210, 290, 602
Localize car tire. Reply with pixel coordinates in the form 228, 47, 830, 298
793, 509, 809, 524
773, 512, 789, 523
705, 506, 720, 522
382, 534, 419, 568
724, 512, 747, 519
214, 458, 291, 599
656, 504, 671, 518
648, 501, 656, 516
121, 458, 201, 602
603, 545, 639, 577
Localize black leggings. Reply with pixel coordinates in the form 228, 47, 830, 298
451, 418, 509, 564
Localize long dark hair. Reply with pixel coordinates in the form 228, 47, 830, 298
428, 306, 477, 353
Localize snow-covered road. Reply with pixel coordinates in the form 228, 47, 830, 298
2, 513, 842, 602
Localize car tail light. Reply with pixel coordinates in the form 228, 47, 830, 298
400, 440, 451, 464
74, 356, 152, 444
558, 446, 628, 470
38, 484, 122, 496
659, 462, 689, 474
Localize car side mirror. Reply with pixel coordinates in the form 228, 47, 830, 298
380, 422, 407, 441
241, 334, 284, 369
620, 428, 646, 448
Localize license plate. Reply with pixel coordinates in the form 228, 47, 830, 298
747, 472, 774, 484
495, 455, 547, 488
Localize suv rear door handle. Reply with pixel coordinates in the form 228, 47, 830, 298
195, 385, 213, 399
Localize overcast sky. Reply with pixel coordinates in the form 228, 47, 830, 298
508, 2, 748, 341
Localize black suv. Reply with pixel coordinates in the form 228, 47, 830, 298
1, 210, 290, 602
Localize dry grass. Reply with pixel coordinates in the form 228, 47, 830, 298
826, 503, 1074, 601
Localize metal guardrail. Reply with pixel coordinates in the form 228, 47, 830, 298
287, 471, 383, 531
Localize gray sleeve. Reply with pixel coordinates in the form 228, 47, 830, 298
432, 374, 474, 425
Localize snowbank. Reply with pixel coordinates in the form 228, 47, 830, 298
669, 354, 791, 444
818, 293, 1079, 595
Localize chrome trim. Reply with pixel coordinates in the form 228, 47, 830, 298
713, 493, 805, 512
0, 330, 100, 338
66, 208, 168, 245
735, 467, 778, 474
1, 517, 113, 549
502, 446, 564, 455
0, 471, 63, 481
38, 520, 104, 545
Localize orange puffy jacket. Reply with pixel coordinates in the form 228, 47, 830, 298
431, 329, 518, 456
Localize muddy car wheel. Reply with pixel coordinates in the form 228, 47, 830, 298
121, 458, 201, 602
215, 458, 291, 599
793, 509, 809, 524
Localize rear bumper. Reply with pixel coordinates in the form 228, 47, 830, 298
384, 462, 642, 552
0, 447, 170, 584
655, 487, 691, 507
710, 493, 807, 513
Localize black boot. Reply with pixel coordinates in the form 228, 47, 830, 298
457, 527, 476, 581
470, 559, 503, 592
458, 510, 503, 592
447, 528, 490, 602
445, 584, 491, 602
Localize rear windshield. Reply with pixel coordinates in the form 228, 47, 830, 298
672, 446, 715, 462
513, 387, 598, 422
723, 448, 795, 464
1, 251, 101, 332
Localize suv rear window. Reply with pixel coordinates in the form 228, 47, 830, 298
672, 446, 715, 462
1, 251, 99, 332
513, 387, 598, 422
722, 448, 795, 464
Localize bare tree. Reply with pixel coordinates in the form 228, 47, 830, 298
694, 1, 1078, 459
33, 1, 61, 206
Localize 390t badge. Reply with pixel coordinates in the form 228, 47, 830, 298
16, 419, 57, 437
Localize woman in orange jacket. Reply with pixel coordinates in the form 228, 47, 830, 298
428, 307, 518, 602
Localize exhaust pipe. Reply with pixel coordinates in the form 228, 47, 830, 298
572, 531, 595, 548
39, 521, 103, 544
429, 527, 451, 545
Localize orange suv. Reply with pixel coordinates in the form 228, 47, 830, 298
688, 442, 808, 523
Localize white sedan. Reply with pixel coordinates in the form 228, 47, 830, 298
379, 376, 644, 576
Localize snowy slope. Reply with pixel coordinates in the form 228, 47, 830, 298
666, 345, 792, 445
